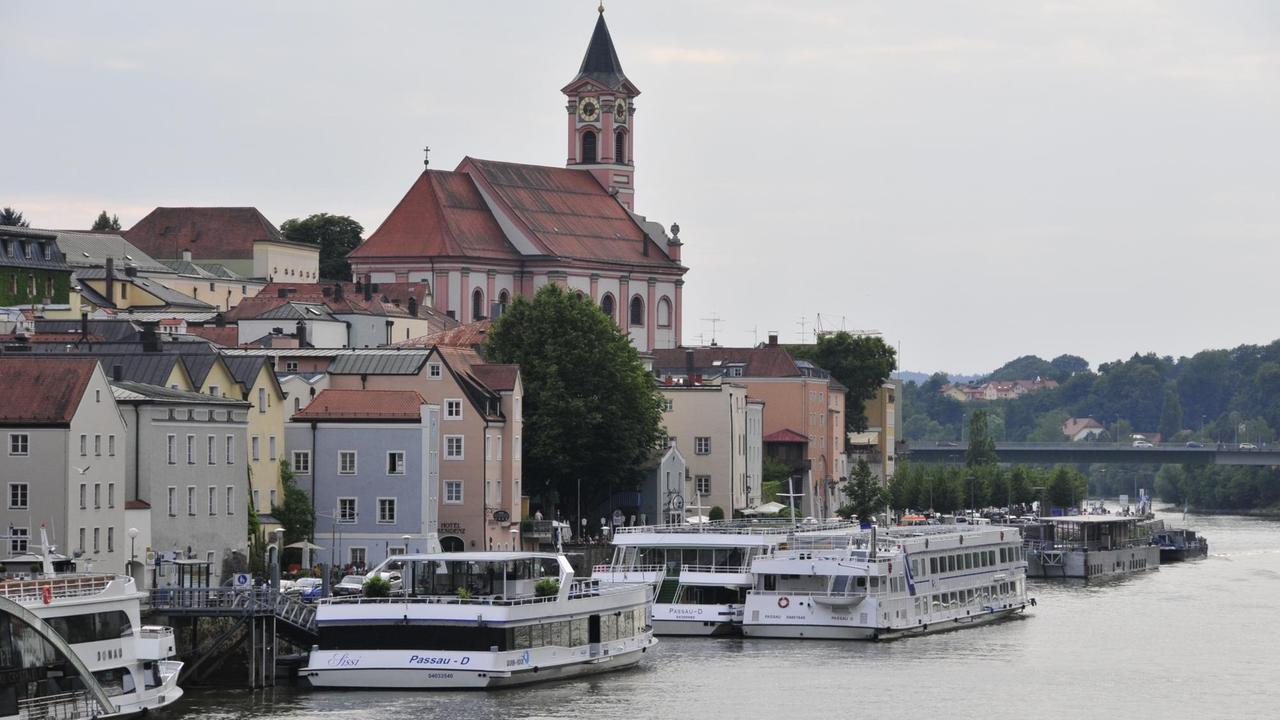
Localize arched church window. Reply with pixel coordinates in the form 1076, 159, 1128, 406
630, 295, 644, 326
498, 289, 510, 310
615, 131, 626, 164
582, 130, 597, 164
600, 293, 615, 321
472, 288, 485, 321
657, 297, 672, 328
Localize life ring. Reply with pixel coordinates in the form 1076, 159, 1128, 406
777, 596, 790, 609
41, 585, 53, 604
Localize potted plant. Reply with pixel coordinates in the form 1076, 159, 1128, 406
362, 575, 391, 598
534, 578, 560, 597
456, 586, 473, 600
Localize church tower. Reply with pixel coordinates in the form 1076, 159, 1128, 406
562, 7, 640, 210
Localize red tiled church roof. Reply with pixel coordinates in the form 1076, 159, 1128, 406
293, 389, 426, 421
125, 207, 285, 260
0, 357, 98, 426
350, 171, 517, 261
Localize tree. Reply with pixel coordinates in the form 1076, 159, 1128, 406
90, 211, 121, 232
837, 458, 885, 523
272, 460, 315, 546
483, 284, 663, 516
279, 213, 364, 281
965, 410, 998, 467
1027, 410, 1070, 442
1050, 354, 1090, 379
1158, 389, 1183, 439
986, 355, 1056, 382
788, 331, 896, 433
1, 207, 29, 227
760, 456, 792, 503
1046, 467, 1084, 510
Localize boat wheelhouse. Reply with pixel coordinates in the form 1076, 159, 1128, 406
1021, 515, 1160, 578
304, 551, 655, 689
741, 525, 1032, 640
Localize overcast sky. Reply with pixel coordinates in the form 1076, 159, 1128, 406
3, 1, 1277, 375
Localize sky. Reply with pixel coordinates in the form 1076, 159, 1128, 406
2, 1, 1277, 375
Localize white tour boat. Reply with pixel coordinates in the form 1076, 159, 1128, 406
304, 551, 656, 689
594, 520, 857, 636
0, 535, 183, 717
1021, 515, 1160, 578
741, 525, 1033, 640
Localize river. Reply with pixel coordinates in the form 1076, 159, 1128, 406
164, 510, 1280, 720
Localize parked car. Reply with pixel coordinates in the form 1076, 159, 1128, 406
1132, 440, 1154, 448
332, 574, 366, 597
293, 577, 323, 602
1186, 441, 1204, 448
1240, 442, 1259, 450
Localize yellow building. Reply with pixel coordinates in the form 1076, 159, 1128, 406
849, 380, 900, 484
225, 356, 287, 517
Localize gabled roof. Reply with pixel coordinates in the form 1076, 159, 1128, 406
470, 364, 519, 392
0, 357, 98, 426
72, 268, 215, 310
349, 170, 517, 261
652, 347, 812, 379
328, 352, 429, 376
763, 428, 809, 444
90, 353, 189, 387
0, 227, 75, 272
565, 11, 634, 93
398, 320, 491, 349
293, 389, 426, 421
434, 346, 505, 420
111, 380, 249, 405
124, 207, 285, 260
27, 228, 170, 273
34, 319, 141, 342
186, 325, 239, 348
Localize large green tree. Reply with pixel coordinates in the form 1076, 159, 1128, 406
837, 458, 885, 522
279, 213, 364, 281
788, 331, 896, 433
1, 207, 29, 227
272, 460, 315, 546
483, 284, 663, 517
90, 211, 121, 232
965, 410, 998, 467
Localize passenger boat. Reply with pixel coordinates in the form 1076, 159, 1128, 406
1021, 515, 1160, 578
593, 519, 859, 636
303, 551, 656, 689
0, 534, 183, 717
741, 525, 1033, 640
1, 594, 115, 720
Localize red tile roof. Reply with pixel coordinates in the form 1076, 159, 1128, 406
470, 364, 519, 392
228, 282, 449, 322
125, 207, 286, 260
350, 171, 517, 261
0, 333, 105, 343
763, 428, 809, 444
652, 347, 804, 378
292, 389, 426, 421
187, 326, 240, 348
125, 500, 151, 510
398, 320, 491, 349
0, 357, 98, 426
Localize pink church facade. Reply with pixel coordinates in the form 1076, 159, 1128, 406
348, 10, 686, 352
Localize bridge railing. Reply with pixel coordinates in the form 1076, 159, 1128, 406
149, 587, 316, 633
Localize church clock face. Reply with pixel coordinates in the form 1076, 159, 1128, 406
577, 96, 600, 122
614, 99, 628, 124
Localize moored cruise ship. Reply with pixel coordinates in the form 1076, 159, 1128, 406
594, 520, 856, 636
1021, 515, 1160, 578
304, 551, 656, 689
741, 525, 1033, 640
0, 545, 183, 717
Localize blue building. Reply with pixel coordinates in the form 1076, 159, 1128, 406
286, 389, 439, 571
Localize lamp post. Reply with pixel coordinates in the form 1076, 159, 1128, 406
271, 528, 285, 591
401, 534, 412, 555
126, 527, 138, 577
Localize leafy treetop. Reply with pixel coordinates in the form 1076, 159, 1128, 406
279, 213, 364, 281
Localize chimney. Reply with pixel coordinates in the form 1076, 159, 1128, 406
322, 286, 332, 298
80, 310, 89, 341
181, 249, 192, 261
140, 321, 160, 352
407, 297, 417, 316
333, 284, 344, 301
767, 332, 778, 347
296, 320, 307, 347
685, 348, 695, 385
125, 265, 138, 278
214, 314, 226, 327
278, 288, 289, 298
112, 364, 124, 382
363, 281, 373, 302
354, 279, 363, 293
446, 310, 455, 320
105, 257, 115, 304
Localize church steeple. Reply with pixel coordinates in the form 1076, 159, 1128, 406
562, 7, 640, 210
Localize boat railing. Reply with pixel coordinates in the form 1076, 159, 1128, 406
1024, 538, 1152, 553
0, 574, 115, 603
592, 563, 665, 574
139, 625, 174, 640
16, 690, 93, 720
614, 519, 858, 536
680, 564, 753, 574
320, 579, 638, 608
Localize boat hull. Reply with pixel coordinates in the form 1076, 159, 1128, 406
742, 604, 1029, 641
651, 603, 740, 636
1026, 545, 1159, 578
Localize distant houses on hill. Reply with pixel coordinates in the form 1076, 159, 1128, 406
939, 377, 1059, 403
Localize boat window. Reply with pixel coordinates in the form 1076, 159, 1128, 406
831, 575, 851, 594
45, 610, 133, 644
698, 549, 714, 567
929, 557, 938, 574
947, 556, 956, 573
763, 574, 777, 591
868, 576, 879, 593
682, 549, 698, 567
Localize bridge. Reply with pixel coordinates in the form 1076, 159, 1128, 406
905, 442, 1280, 466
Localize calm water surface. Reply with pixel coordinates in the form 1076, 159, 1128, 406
165, 511, 1280, 720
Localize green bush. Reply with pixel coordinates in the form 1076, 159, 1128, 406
709, 505, 725, 521
456, 586, 473, 600
534, 578, 560, 597
362, 576, 391, 598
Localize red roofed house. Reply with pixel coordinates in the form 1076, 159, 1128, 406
0, 357, 130, 575
125, 207, 319, 283
347, 9, 687, 353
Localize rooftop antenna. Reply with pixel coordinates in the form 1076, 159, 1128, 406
796, 315, 808, 343
700, 313, 722, 345
746, 324, 758, 346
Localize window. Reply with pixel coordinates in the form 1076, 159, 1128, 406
226, 435, 235, 464
629, 295, 644, 326
258, 388, 267, 413
208, 487, 217, 515
186, 435, 195, 464
8, 433, 28, 456
657, 297, 672, 327
207, 436, 216, 464
94, 434, 102, 456
387, 451, 405, 475
600, 293, 615, 321
339, 451, 357, 474
91, 528, 99, 553
253, 489, 260, 511
444, 480, 464, 504
695, 436, 711, 455
107, 483, 114, 508
445, 399, 463, 419
251, 436, 260, 461
659, 436, 673, 450
350, 547, 367, 569
166, 435, 176, 464
662, 398, 673, 412
80, 434, 87, 456
269, 435, 277, 461
227, 487, 235, 515
269, 489, 277, 508
427, 363, 442, 379
284, 361, 299, 372
445, 436, 464, 460
93, 483, 101, 509
581, 129, 597, 163
389, 546, 406, 556
615, 130, 626, 163
8, 483, 28, 510
108, 435, 115, 456
167, 487, 176, 516
695, 475, 711, 496
79, 483, 86, 509
485, 434, 492, 461
293, 451, 311, 474
107, 527, 114, 553
377, 498, 397, 524
78, 528, 85, 553
9, 527, 28, 554
337, 498, 357, 523
496, 433, 503, 462
472, 288, 485, 321
498, 290, 510, 312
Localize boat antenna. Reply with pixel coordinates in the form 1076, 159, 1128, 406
779, 475, 803, 533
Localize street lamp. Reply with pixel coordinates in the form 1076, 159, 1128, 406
401, 534, 412, 555
271, 528, 285, 590
126, 527, 139, 576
